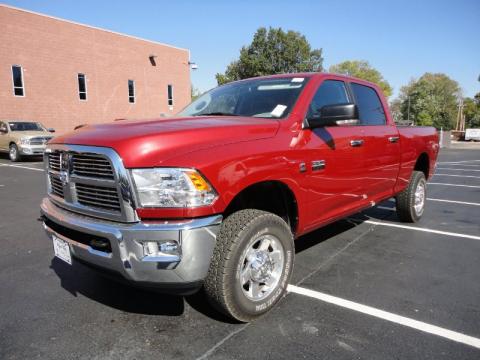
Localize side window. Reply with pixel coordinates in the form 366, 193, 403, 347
12, 65, 25, 96
128, 80, 135, 103
350, 83, 386, 125
308, 80, 349, 117
77, 73, 87, 100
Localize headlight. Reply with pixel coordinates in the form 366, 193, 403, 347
131, 168, 217, 208
20, 138, 30, 145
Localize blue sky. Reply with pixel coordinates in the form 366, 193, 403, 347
4, 0, 479, 99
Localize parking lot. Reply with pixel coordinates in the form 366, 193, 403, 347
0, 148, 479, 360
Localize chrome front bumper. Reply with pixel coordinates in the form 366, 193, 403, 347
20, 144, 47, 155
40, 197, 222, 286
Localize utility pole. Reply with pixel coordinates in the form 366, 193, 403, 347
407, 96, 411, 123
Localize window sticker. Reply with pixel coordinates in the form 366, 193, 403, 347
271, 104, 288, 117
291, 77, 305, 83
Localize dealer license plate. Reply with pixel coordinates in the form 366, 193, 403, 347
52, 235, 72, 265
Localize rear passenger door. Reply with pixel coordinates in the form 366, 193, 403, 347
349, 83, 400, 202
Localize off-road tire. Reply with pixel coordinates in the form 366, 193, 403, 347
396, 171, 426, 223
204, 209, 294, 322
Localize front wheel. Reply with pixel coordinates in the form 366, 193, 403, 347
9, 143, 21, 162
204, 209, 294, 322
395, 171, 426, 222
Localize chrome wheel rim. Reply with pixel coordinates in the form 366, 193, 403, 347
414, 180, 426, 216
239, 234, 285, 301
9, 146, 17, 160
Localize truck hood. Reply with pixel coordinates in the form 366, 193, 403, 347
10, 131, 53, 139
51, 116, 280, 168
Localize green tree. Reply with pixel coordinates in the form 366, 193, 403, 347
463, 94, 480, 128
329, 60, 392, 97
396, 73, 460, 130
191, 86, 202, 102
216, 27, 323, 85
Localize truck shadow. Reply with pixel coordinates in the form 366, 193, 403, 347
0, 153, 43, 162
50, 200, 397, 322
50, 258, 185, 316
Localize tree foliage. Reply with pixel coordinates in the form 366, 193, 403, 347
463, 93, 480, 128
329, 60, 392, 97
396, 73, 460, 130
216, 27, 323, 85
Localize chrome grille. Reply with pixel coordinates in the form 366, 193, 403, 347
45, 145, 138, 223
76, 183, 121, 212
49, 174, 64, 198
48, 152, 61, 171
72, 154, 114, 179
30, 136, 52, 145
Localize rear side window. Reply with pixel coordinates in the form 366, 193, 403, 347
351, 83, 386, 125
308, 80, 349, 117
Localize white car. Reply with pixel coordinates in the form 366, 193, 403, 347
465, 128, 480, 141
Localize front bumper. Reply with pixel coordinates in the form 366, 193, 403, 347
40, 197, 222, 287
19, 144, 47, 155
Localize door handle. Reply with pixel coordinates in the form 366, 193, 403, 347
388, 136, 400, 143
350, 139, 364, 147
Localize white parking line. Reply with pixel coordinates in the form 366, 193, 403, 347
428, 182, 480, 189
288, 285, 480, 350
438, 160, 480, 165
362, 220, 480, 241
434, 173, 480, 179
427, 198, 480, 206
437, 168, 480, 172
0, 163, 44, 172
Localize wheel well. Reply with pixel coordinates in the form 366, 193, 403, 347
224, 181, 298, 235
414, 153, 429, 178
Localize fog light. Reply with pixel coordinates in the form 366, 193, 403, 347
142, 240, 179, 256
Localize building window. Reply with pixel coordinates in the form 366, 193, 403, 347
12, 65, 24, 96
128, 80, 135, 103
78, 73, 87, 100
167, 84, 174, 106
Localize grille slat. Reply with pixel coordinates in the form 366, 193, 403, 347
75, 183, 121, 212
49, 174, 64, 198
71, 154, 114, 179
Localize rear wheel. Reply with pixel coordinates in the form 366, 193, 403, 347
395, 171, 426, 222
9, 143, 21, 162
204, 209, 294, 322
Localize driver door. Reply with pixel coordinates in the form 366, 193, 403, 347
300, 79, 369, 231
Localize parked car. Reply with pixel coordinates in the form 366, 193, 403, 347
465, 128, 480, 141
0, 121, 55, 161
40, 73, 439, 321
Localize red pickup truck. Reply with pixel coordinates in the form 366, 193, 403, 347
40, 73, 439, 321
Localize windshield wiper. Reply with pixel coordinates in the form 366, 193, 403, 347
195, 112, 240, 116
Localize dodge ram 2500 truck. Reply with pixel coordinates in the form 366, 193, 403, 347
40, 73, 439, 322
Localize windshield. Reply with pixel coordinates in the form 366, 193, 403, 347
8, 122, 45, 131
179, 77, 310, 119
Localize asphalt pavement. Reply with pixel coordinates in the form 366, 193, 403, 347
0, 148, 479, 360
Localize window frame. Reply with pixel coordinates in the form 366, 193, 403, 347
77, 73, 88, 101
11, 65, 25, 97
348, 82, 387, 126
128, 79, 135, 104
167, 84, 174, 106
307, 79, 352, 119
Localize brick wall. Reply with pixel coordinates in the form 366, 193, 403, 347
0, 5, 191, 134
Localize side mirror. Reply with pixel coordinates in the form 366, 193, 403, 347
47, 128, 55, 133
306, 103, 359, 129
0, 128, 7, 134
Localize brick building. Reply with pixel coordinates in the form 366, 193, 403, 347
0, 4, 191, 134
